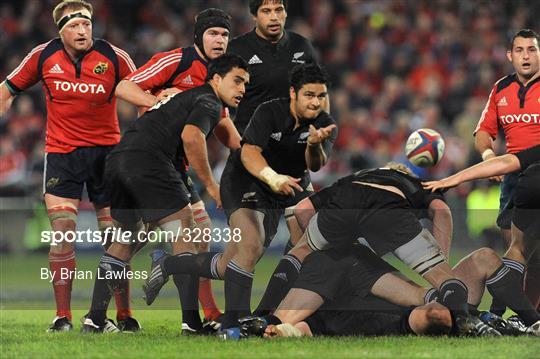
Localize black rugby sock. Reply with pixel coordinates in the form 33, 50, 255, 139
164, 252, 222, 279
438, 279, 469, 317
88, 253, 126, 326
222, 261, 253, 328
172, 272, 202, 330
486, 261, 539, 326
254, 254, 302, 316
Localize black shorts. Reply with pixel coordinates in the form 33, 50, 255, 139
220, 155, 311, 247
43, 146, 114, 204
314, 183, 423, 255
304, 297, 411, 336
309, 184, 333, 211
173, 158, 201, 205
293, 245, 397, 303
497, 171, 519, 229
106, 151, 190, 224
513, 164, 540, 239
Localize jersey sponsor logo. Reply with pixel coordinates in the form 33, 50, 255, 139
292, 52, 305, 63
49, 64, 64, 74
496, 96, 508, 107
499, 113, 540, 124
93, 62, 109, 75
181, 75, 194, 85
248, 55, 263, 65
270, 132, 282, 141
53, 81, 107, 94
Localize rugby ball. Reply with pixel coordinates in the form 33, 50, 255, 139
405, 128, 445, 167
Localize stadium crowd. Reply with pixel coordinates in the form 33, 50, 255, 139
1, 0, 538, 194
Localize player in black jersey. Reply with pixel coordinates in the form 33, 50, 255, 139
143, 63, 337, 330
425, 144, 540, 334
81, 54, 249, 333
228, 0, 325, 262
254, 162, 499, 336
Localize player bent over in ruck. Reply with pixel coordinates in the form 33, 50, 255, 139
81, 54, 249, 333
143, 63, 337, 331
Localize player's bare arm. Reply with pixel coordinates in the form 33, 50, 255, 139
213, 116, 241, 150
428, 199, 453, 258
474, 130, 502, 182
305, 124, 336, 171
241, 143, 303, 196
423, 154, 521, 192
115, 79, 158, 108
182, 124, 221, 207
0, 81, 14, 116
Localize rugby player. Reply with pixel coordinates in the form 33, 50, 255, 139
0, 0, 138, 332
473, 29, 540, 314
424, 143, 540, 331
115, 7, 234, 326
81, 54, 249, 333
143, 63, 337, 330
228, 0, 323, 256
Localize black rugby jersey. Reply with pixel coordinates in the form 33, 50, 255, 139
240, 98, 337, 184
228, 30, 316, 134
515, 144, 540, 170
111, 83, 221, 162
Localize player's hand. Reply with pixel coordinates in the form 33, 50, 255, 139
157, 87, 182, 101
269, 175, 303, 196
422, 176, 460, 192
207, 182, 221, 208
488, 175, 504, 183
307, 124, 337, 145
263, 324, 280, 338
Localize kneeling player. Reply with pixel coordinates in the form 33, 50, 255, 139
81, 54, 249, 333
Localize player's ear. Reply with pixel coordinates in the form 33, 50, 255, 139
289, 86, 296, 100
506, 49, 512, 63
212, 73, 223, 85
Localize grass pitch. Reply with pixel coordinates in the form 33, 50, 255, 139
1, 251, 538, 358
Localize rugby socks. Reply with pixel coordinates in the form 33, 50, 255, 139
88, 253, 126, 327
173, 272, 202, 331
113, 264, 132, 321
523, 263, 540, 310
49, 250, 76, 321
424, 288, 439, 304
486, 260, 540, 326
199, 279, 222, 320
222, 260, 253, 328
254, 254, 302, 316
438, 279, 469, 317
192, 209, 222, 320
163, 252, 222, 279
489, 258, 523, 316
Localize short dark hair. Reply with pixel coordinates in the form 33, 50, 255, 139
509, 29, 540, 50
249, 0, 287, 16
289, 63, 329, 93
205, 53, 249, 81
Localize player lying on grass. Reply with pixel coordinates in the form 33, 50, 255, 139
238, 246, 540, 339
81, 54, 249, 333
248, 162, 494, 336
424, 144, 540, 319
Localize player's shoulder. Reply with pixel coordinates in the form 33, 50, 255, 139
286, 30, 310, 43
493, 73, 517, 93
148, 47, 185, 61
258, 97, 289, 113
28, 38, 62, 58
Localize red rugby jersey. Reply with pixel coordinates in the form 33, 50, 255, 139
125, 46, 207, 93
474, 74, 540, 153
6, 38, 136, 153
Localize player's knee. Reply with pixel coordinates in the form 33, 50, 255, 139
48, 202, 78, 232
470, 247, 499, 269
294, 198, 315, 230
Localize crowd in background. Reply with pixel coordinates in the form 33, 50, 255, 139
1, 0, 538, 245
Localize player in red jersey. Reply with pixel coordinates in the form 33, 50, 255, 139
0, 0, 140, 332
473, 29, 540, 314
114, 8, 235, 327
